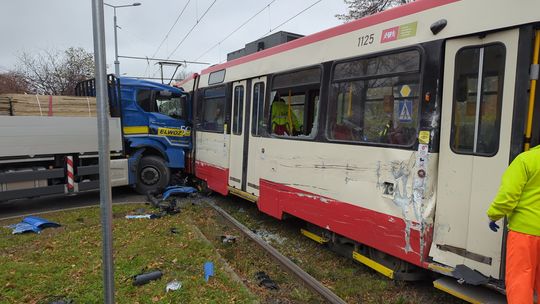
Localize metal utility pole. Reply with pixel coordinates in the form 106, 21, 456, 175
91, 0, 114, 303
113, 8, 119, 76
104, 2, 141, 76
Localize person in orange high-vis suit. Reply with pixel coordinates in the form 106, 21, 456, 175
487, 145, 540, 303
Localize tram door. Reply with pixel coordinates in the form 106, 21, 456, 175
246, 77, 267, 197
431, 29, 520, 279
229, 80, 248, 190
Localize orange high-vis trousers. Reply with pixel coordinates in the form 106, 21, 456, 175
506, 230, 540, 303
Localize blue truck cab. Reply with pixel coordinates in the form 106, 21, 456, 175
76, 75, 192, 193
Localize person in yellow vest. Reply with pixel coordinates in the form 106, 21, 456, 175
379, 95, 395, 143
487, 145, 540, 303
271, 97, 300, 136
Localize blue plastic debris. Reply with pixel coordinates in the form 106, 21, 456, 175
204, 261, 214, 282
7, 216, 60, 234
8, 222, 41, 234
23, 216, 61, 229
162, 186, 197, 200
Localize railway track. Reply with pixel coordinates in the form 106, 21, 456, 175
207, 200, 348, 304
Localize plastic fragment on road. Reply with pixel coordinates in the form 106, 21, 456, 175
165, 280, 182, 292
204, 261, 214, 282
162, 186, 197, 200
125, 214, 159, 219
255, 271, 279, 290
6, 216, 61, 234
133, 270, 163, 286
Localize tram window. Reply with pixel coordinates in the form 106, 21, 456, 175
451, 44, 505, 156
232, 85, 244, 135
327, 50, 421, 146
334, 50, 419, 81
270, 67, 321, 138
208, 69, 226, 85
252, 82, 266, 136
199, 86, 227, 132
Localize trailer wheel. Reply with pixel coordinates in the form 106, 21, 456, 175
135, 156, 170, 194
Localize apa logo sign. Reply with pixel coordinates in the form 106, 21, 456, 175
381, 22, 418, 44
381, 27, 399, 43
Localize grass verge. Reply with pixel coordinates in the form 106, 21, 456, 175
0, 203, 257, 304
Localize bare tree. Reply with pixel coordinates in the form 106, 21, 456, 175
0, 72, 29, 94
16, 47, 94, 95
175, 69, 196, 82
336, 0, 414, 22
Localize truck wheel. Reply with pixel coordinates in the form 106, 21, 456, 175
135, 156, 170, 194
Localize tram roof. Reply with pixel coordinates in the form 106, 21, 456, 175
182, 0, 539, 84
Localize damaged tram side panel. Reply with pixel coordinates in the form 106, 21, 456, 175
256, 139, 439, 269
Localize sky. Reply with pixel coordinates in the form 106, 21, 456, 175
0, 0, 348, 81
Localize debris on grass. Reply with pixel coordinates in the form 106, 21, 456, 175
125, 214, 159, 220
40, 296, 74, 304
0, 203, 257, 303
6, 216, 61, 234
157, 199, 181, 216
204, 262, 214, 282
165, 280, 182, 292
255, 271, 279, 290
147, 186, 197, 208
162, 186, 197, 200
220, 235, 237, 244
133, 270, 163, 286
253, 228, 287, 245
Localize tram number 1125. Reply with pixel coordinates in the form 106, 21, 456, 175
358, 33, 375, 47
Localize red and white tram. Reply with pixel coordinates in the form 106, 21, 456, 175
179, 0, 540, 300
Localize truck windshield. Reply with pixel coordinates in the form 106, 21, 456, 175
156, 94, 186, 120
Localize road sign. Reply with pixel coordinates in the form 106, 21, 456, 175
399, 99, 413, 122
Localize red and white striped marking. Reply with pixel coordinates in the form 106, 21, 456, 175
66, 156, 74, 191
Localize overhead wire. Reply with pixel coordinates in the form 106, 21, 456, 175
151, 0, 192, 59
258, 0, 323, 40
194, 0, 278, 61
145, 0, 191, 77
166, 0, 219, 60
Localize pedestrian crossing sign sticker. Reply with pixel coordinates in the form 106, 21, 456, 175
398, 99, 413, 122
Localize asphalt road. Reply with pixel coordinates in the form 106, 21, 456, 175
0, 186, 146, 220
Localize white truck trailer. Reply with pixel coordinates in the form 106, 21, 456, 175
0, 76, 192, 202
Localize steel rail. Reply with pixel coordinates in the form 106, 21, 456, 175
207, 201, 348, 304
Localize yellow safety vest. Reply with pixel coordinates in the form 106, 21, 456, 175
271, 101, 300, 134
487, 145, 540, 236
